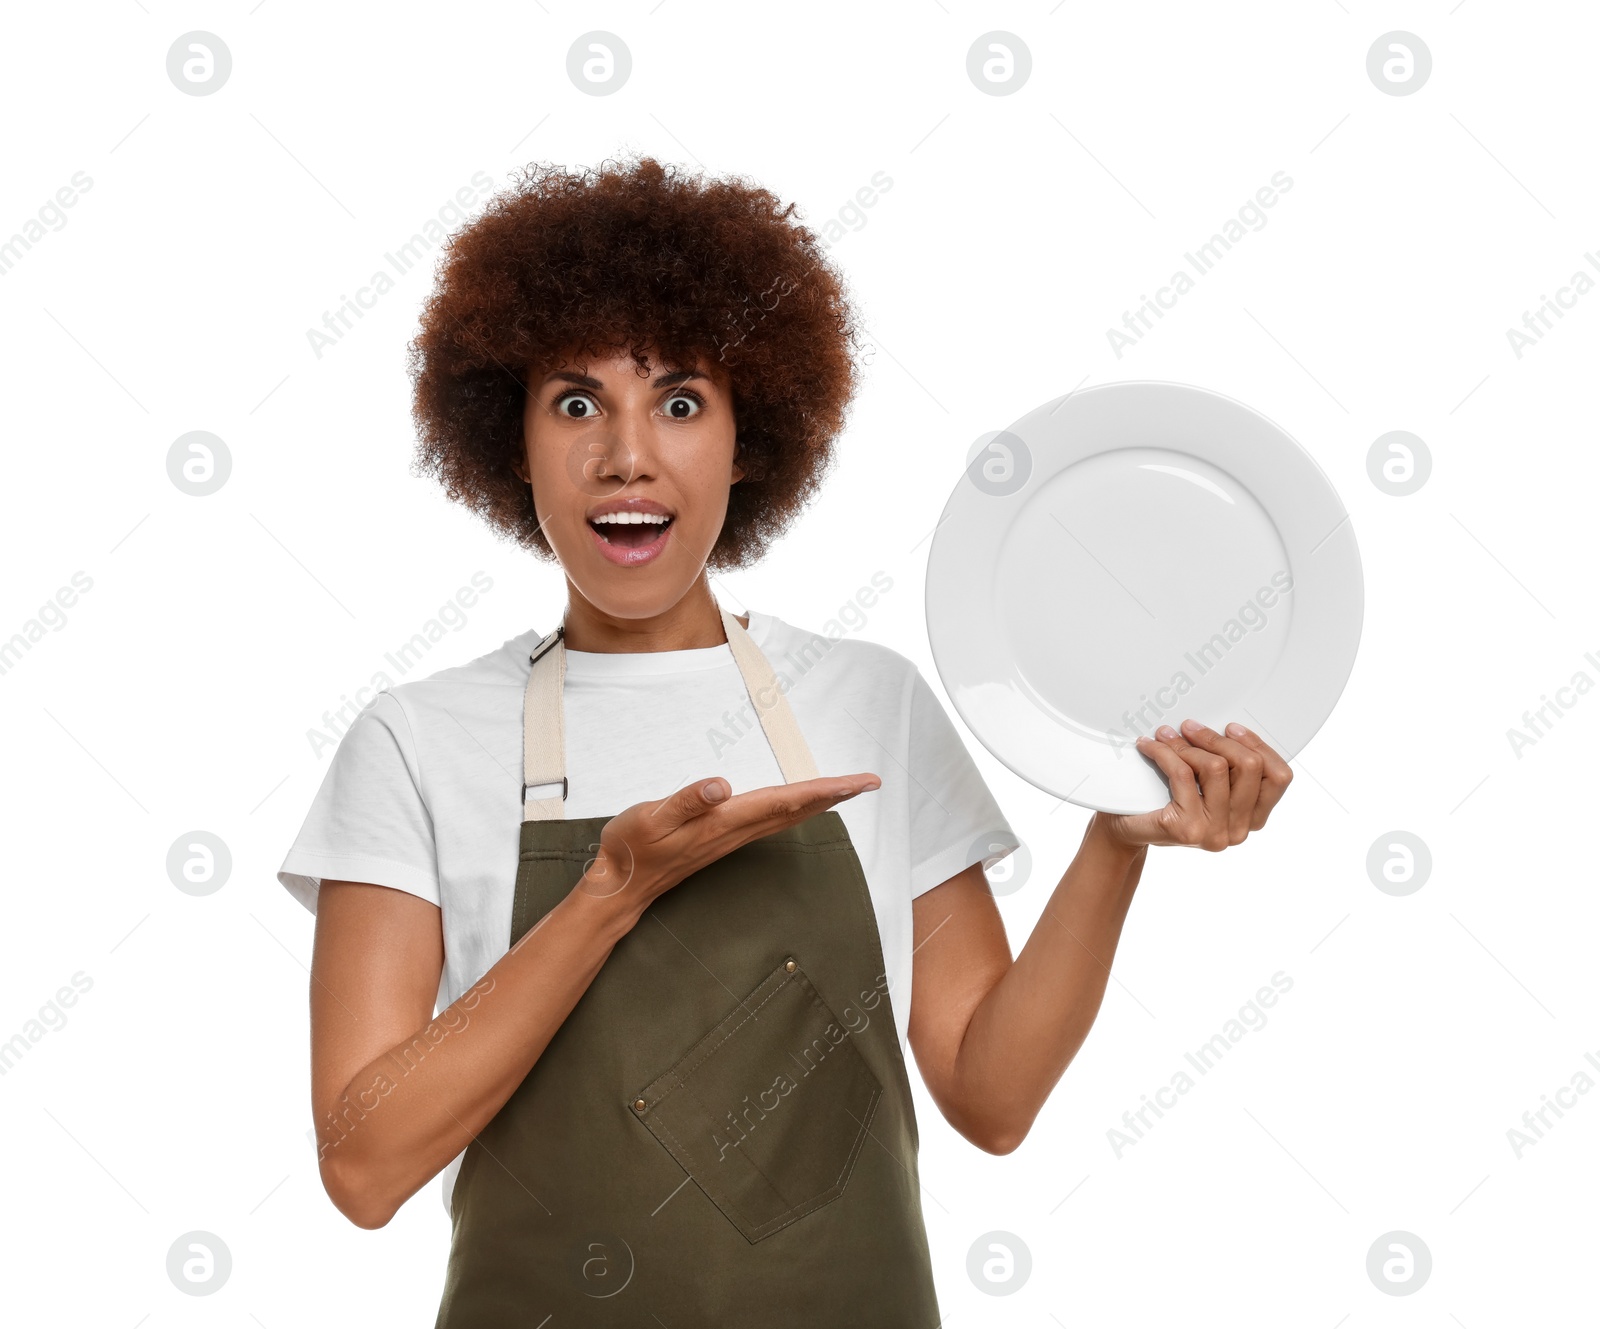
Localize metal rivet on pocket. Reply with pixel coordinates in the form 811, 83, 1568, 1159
633, 1097, 646, 1112
784, 958, 796, 972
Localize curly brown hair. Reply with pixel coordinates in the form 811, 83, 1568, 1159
405, 153, 866, 570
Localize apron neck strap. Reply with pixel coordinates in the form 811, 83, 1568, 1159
522, 605, 819, 821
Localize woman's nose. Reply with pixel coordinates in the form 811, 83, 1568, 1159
583, 412, 657, 488
606, 407, 661, 474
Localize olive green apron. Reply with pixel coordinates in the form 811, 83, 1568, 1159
434, 605, 941, 1326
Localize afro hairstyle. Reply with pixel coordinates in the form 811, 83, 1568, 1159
405, 153, 867, 570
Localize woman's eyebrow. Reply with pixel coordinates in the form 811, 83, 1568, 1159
651, 369, 705, 387
540, 369, 707, 389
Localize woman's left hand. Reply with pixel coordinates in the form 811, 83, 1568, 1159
1097, 717, 1293, 851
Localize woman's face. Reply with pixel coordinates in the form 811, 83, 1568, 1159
517, 346, 743, 621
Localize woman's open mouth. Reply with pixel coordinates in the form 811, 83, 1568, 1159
588, 511, 675, 566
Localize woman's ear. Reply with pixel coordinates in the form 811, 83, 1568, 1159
731, 439, 745, 485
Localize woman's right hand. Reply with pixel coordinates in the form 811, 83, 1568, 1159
581, 772, 881, 918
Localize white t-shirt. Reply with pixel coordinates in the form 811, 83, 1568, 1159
278, 607, 1019, 1212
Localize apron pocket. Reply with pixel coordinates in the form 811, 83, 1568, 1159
630, 956, 883, 1244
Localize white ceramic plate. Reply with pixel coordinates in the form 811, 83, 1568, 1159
925, 381, 1363, 814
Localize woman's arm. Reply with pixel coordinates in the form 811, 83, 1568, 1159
312, 875, 634, 1228
308, 767, 883, 1228
907, 718, 1292, 1153
906, 818, 1144, 1154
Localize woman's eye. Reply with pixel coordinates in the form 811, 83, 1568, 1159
664, 392, 703, 420
555, 392, 596, 419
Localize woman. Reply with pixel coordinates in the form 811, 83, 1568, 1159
278, 155, 1292, 1324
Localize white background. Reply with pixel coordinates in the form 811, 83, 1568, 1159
1, 2, 1595, 1324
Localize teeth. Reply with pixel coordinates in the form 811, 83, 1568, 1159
591, 512, 671, 525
